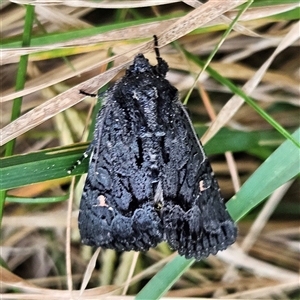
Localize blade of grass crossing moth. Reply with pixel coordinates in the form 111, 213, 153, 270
0, 5, 35, 227
136, 128, 300, 299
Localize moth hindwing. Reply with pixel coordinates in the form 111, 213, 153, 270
77, 36, 237, 260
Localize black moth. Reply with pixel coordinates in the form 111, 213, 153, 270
77, 36, 237, 260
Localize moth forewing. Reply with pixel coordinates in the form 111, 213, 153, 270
75, 36, 237, 260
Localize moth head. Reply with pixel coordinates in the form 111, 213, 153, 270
128, 54, 169, 78
129, 54, 153, 74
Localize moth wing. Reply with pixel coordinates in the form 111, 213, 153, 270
78, 99, 164, 251
161, 102, 237, 260
78, 51, 237, 258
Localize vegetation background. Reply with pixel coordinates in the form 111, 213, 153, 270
1, 0, 299, 299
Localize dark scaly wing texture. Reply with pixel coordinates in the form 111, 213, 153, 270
78, 54, 173, 251
78, 53, 237, 259
159, 100, 237, 260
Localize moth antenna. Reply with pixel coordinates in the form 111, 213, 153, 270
68, 90, 101, 174
79, 89, 97, 97
153, 35, 168, 77
67, 142, 94, 174
153, 35, 161, 61
67, 152, 88, 174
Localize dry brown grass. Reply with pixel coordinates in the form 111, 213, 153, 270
1, 1, 299, 299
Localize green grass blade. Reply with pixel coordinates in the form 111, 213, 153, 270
0, 144, 88, 191
5, 195, 69, 204
0, 14, 181, 48
183, 0, 253, 105
227, 127, 300, 221
0, 127, 285, 191
0, 5, 35, 227
135, 256, 194, 300
136, 127, 299, 299
183, 50, 300, 149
